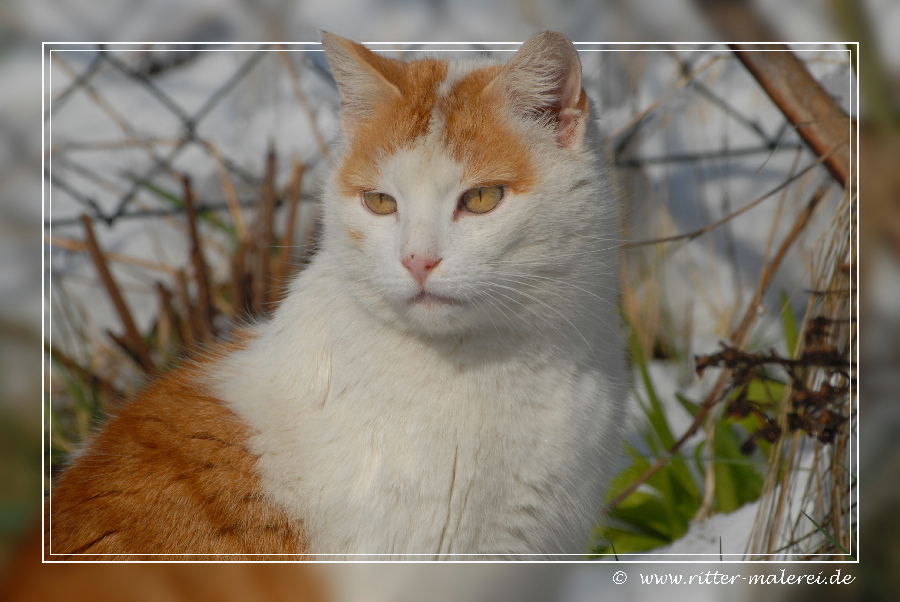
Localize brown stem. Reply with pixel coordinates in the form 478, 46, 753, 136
205, 141, 248, 241
174, 269, 196, 350
155, 282, 179, 359
626, 151, 838, 249
730, 44, 853, 188
253, 145, 277, 315
276, 47, 330, 158
181, 175, 215, 342
731, 186, 826, 346
80, 215, 155, 374
230, 242, 249, 320
275, 160, 305, 299
45, 343, 126, 403
47, 235, 177, 276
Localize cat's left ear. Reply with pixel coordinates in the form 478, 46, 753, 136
488, 31, 589, 149
321, 32, 401, 123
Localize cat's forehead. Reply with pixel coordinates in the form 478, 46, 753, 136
335, 54, 535, 198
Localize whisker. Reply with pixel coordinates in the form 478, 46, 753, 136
486, 283, 594, 353
491, 273, 620, 313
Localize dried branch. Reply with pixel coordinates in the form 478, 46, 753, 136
155, 282, 179, 360
250, 146, 277, 314
80, 215, 156, 374
615, 142, 803, 168
625, 152, 837, 249
730, 44, 853, 188
276, 47, 330, 158
274, 160, 305, 297
181, 175, 216, 342
174, 269, 196, 350
731, 186, 827, 343
45, 343, 126, 404
206, 141, 248, 241
694, 0, 780, 42
230, 242, 250, 320
47, 235, 178, 277
53, 138, 181, 153
695, 2, 854, 184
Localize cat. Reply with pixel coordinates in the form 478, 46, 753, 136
5, 523, 329, 601
46, 30, 626, 561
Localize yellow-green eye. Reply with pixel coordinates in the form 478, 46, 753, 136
460, 185, 503, 214
363, 191, 397, 215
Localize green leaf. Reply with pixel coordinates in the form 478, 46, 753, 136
612, 492, 680, 541
745, 376, 785, 409
594, 441, 703, 554
712, 423, 764, 513
591, 529, 671, 556
675, 393, 701, 418
625, 321, 699, 501
780, 292, 799, 355
627, 325, 674, 451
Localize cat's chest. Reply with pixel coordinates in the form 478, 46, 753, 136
248, 333, 603, 557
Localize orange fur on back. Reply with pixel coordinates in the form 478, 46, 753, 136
45, 333, 307, 561
4, 524, 328, 602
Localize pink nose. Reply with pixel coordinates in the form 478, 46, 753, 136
402, 255, 442, 287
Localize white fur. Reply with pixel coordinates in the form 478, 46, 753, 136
212, 34, 626, 560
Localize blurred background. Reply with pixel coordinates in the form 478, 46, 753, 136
0, 0, 895, 600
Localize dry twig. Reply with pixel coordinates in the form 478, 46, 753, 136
45, 343, 127, 404
731, 45, 853, 188
276, 47, 330, 158
80, 215, 156, 374
48, 235, 178, 277
181, 175, 216, 342
274, 160, 305, 297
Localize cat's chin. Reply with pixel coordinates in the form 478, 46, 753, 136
404, 291, 467, 333
408, 291, 463, 308
383, 290, 478, 338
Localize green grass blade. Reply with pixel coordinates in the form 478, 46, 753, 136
131, 178, 237, 241
780, 292, 799, 354
800, 510, 854, 559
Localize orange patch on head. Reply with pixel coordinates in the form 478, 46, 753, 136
346, 226, 365, 247
438, 66, 536, 194
336, 57, 449, 196
334, 55, 536, 199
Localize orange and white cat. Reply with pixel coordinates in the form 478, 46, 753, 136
47, 31, 626, 560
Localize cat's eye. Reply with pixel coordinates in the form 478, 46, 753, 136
362, 191, 397, 215
460, 185, 504, 214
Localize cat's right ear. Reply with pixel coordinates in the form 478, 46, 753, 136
486, 31, 589, 150
321, 32, 401, 123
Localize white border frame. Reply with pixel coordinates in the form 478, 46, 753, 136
41, 40, 859, 563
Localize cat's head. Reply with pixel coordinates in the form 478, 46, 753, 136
319, 32, 612, 339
